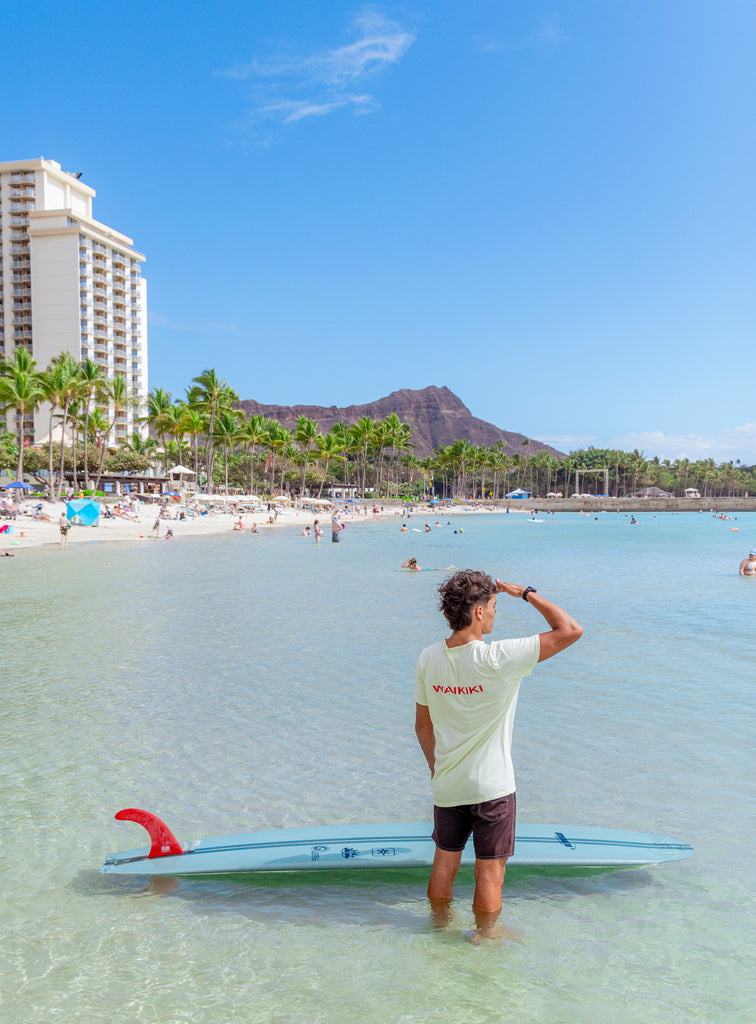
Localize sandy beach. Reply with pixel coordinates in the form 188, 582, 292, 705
0, 497, 474, 552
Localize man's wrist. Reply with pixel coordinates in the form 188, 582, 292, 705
522, 586, 537, 602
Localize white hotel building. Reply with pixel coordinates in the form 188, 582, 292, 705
0, 157, 148, 444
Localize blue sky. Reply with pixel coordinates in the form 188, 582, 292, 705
4, 1, 755, 462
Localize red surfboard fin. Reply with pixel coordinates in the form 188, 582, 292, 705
115, 808, 184, 858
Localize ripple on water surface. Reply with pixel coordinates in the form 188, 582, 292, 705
2, 512, 755, 1023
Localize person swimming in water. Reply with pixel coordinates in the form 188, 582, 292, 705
739, 550, 756, 576
402, 557, 456, 572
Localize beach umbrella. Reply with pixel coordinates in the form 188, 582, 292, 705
168, 465, 195, 476
162, 491, 181, 497
3, 481, 33, 489
66, 498, 101, 526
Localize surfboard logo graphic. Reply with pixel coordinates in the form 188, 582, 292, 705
555, 832, 576, 849
372, 848, 397, 857
311, 845, 329, 861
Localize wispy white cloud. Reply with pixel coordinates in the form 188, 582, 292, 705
259, 93, 378, 124
541, 425, 756, 464
539, 433, 597, 452
202, 320, 242, 335
607, 425, 756, 465
149, 312, 189, 330
474, 16, 564, 54
217, 7, 415, 130
149, 313, 242, 336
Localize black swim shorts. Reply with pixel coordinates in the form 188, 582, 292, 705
432, 793, 516, 860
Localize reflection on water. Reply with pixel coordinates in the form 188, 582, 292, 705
2, 512, 755, 1023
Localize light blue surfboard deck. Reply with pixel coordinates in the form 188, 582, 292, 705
100, 809, 693, 876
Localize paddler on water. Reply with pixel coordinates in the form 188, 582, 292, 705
414, 569, 582, 942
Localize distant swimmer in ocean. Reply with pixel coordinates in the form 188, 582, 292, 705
400, 524, 408, 532
739, 550, 756, 576
402, 557, 456, 572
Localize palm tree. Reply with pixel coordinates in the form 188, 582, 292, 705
212, 408, 244, 493
391, 421, 414, 497
39, 354, 77, 499
372, 418, 394, 497
178, 404, 208, 482
314, 431, 346, 498
331, 422, 352, 486
486, 444, 509, 500
189, 369, 238, 493
448, 439, 472, 497
278, 441, 298, 493
0, 347, 45, 481
156, 401, 190, 468
79, 358, 106, 489
123, 431, 157, 458
241, 414, 267, 495
68, 399, 85, 491
97, 373, 137, 491
144, 386, 173, 473
431, 445, 453, 499
45, 352, 82, 499
293, 415, 320, 497
263, 421, 286, 495
349, 416, 377, 498
90, 406, 112, 494
520, 438, 532, 490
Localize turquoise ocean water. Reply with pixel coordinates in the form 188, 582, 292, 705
2, 510, 754, 1023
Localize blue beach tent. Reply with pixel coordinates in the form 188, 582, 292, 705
66, 498, 101, 526
505, 488, 531, 499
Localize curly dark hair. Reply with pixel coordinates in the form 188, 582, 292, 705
438, 569, 496, 631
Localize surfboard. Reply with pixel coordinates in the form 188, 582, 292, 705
100, 809, 693, 876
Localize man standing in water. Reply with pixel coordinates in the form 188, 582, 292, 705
415, 569, 582, 940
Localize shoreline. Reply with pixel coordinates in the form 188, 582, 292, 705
0, 499, 407, 552
2, 495, 752, 554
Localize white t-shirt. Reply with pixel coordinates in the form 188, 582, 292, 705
415, 635, 540, 806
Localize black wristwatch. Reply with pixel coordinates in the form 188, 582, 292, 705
522, 586, 537, 602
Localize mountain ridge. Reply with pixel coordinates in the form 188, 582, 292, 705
238, 385, 564, 459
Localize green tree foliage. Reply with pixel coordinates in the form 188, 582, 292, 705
4, 348, 756, 500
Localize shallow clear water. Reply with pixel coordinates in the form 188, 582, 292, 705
2, 510, 754, 1023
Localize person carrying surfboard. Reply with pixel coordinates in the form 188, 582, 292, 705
415, 569, 582, 941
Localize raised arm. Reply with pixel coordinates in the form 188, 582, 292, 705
494, 580, 583, 662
